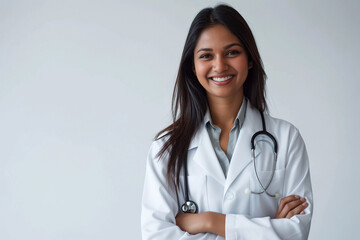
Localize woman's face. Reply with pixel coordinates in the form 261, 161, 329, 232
193, 24, 252, 102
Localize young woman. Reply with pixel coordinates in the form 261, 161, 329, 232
141, 4, 312, 240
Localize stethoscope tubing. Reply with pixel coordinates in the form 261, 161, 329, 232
251, 148, 279, 198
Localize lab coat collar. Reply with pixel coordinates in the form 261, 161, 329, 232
190, 120, 226, 185
225, 103, 263, 192
188, 126, 202, 151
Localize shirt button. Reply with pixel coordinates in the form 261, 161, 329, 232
225, 191, 234, 200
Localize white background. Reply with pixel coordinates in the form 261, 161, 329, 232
1, 0, 359, 239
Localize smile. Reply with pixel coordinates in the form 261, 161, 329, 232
210, 75, 234, 82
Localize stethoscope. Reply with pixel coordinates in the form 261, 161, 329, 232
181, 110, 279, 214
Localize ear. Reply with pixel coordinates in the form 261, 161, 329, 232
248, 61, 253, 69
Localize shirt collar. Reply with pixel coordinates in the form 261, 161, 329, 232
204, 97, 247, 129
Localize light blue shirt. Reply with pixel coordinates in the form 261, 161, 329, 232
204, 98, 247, 177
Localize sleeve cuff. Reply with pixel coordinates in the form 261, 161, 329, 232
225, 214, 238, 240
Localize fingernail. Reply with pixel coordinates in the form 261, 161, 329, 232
301, 211, 305, 214
301, 198, 306, 202
302, 202, 308, 206
295, 195, 300, 199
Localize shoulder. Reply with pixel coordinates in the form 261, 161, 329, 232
143, 138, 170, 180
147, 136, 168, 161
263, 113, 307, 152
246, 102, 300, 138
265, 113, 299, 134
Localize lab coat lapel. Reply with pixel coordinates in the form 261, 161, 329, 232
189, 123, 226, 185
224, 104, 262, 192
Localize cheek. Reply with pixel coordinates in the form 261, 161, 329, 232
236, 57, 250, 70
194, 66, 209, 89
195, 66, 209, 83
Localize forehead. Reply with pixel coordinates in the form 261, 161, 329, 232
195, 24, 241, 49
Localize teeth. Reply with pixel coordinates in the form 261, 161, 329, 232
212, 76, 232, 82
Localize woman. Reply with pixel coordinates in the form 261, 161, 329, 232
141, 4, 313, 240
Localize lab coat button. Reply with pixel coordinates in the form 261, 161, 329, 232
225, 192, 234, 200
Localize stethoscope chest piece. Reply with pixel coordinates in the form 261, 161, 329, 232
181, 200, 198, 213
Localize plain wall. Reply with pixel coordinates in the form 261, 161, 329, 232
1, 0, 359, 239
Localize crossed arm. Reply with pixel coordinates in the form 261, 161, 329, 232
176, 195, 309, 238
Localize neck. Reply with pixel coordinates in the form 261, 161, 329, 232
207, 93, 243, 130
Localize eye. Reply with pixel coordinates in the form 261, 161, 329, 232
199, 53, 212, 59
226, 50, 241, 56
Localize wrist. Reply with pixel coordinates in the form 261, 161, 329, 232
205, 211, 226, 237
201, 212, 226, 237
202, 212, 213, 232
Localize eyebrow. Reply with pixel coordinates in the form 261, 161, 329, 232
196, 43, 243, 53
224, 43, 243, 49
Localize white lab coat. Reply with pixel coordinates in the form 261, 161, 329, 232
141, 102, 313, 240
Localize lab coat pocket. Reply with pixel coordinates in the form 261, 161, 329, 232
179, 175, 209, 213
249, 168, 285, 217
250, 169, 285, 196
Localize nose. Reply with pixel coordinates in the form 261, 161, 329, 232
213, 56, 228, 73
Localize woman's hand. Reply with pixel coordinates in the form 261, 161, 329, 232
176, 212, 225, 237
274, 195, 308, 219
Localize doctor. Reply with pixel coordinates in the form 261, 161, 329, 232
141, 4, 313, 240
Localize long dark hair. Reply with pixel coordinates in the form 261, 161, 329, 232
155, 4, 267, 190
